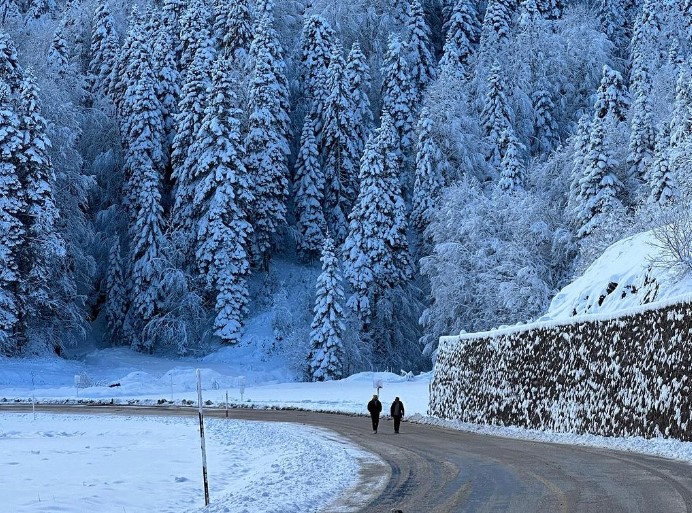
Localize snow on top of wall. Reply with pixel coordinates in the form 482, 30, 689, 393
441, 229, 692, 346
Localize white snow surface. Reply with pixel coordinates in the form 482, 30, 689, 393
543, 229, 692, 320
3, 245, 692, 513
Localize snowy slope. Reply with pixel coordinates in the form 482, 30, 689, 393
542, 229, 692, 321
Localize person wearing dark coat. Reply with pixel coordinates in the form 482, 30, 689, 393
390, 397, 405, 433
367, 394, 382, 433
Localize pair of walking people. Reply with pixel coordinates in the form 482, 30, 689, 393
367, 394, 405, 434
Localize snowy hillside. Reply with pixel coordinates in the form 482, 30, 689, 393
542, 229, 692, 321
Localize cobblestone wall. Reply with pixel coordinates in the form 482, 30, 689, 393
429, 301, 692, 440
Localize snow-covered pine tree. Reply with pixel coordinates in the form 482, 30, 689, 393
531, 77, 559, 155
566, 113, 592, 224
307, 237, 345, 381
322, 44, 359, 243
598, 0, 631, 59
648, 124, 678, 205
105, 237, 127, 342
406, 0, 436, 101
299, 15, 338, 135
345, 41, 373, 160
249, 3, 291, 143
412, 107, 443, 234
575, 115, 623, 238
0, 82, 25, 353
343, 115, 412, 329
438, 0, 480, 77
481, 59, 513, 167
17, 71, 67, 341
626, 76, 654, 188
171, 41, 216, 246
245, 41, 289, 271
88, 0, 120, 98
536, 0, 565, 20
0, 31, 22, 94
215, 0, 252, 57
498, 128, 525, 192
479, 0, 515, 56
178, 0, 212, 82
192, 56, 253, 344
594, 64, 630, 124
381, 33, 416, 177
120, 31, 167, 350
294, 116, 326, 261
26, 0, 51, 20
47, 22, 70, 77
151, 18, 180, 151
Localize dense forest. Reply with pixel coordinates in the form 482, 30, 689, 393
0, 0, 689, 379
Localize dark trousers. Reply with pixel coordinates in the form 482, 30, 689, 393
393, 416, 402, 433
371, 414, 380, 431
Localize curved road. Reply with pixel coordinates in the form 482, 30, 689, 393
3, 405, 691, 512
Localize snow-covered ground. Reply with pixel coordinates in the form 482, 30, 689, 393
543, 229, 692, 320
3, 228, 692, 512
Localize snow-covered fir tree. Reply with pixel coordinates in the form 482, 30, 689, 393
412, 107, 444, 234
345, 41, 373, 160
438, 0, 480, 77
0, 82, 25, 353
381, 33, 416, 174
481, 59, 513, 167
105, 238, 127, 342
17, 71, 67, 345
531, 77, 559, 155
307, 237, 345, 381
406, 0, 436, 101
575, 115, 623, 238
119, 28, 167, 350
647, 124, 678, 205
322, 44, 359, 243
593, 64, 629, 124
216, 0, 252, 58
343, 115, 412, 334
88, 0, 119, 98
294, 116, 326, 261
498, 128, 525, 192
245, 17, 289, 270
47, 22, 70, 77
0, 31, 22, 93
192, 56, 253, 343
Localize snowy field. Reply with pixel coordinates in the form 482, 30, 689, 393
2, 228, 692, 512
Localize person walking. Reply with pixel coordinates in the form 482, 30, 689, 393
390, 396, 405, 433
367, 394, 382, 433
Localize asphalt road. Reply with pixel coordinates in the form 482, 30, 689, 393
2, 405, 691, 513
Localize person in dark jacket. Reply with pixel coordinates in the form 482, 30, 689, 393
390, 397, 405, 433
367, 394, 382, 433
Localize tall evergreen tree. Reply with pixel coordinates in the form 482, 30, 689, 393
0, 83, 24, 352
412, 107, 444, 234
0, 31, 22, 94
17, 72, 66, 336
178, 0, 212, 80
498, 128, 525, 192
479, 0, 515, 55
105, 238, 127, 342
381, 34, 416, 167
594, 64, 630, 123
481, 59, 513, 166
171, 42, 216, 243
406, 0, 437, 100
245, 42, 289, 270
47, 22, 70, 77
438, 0, 480, 77
531, 77, 559, 155
307, 237, 345, 381
343, 115, 412, 328
536, 0, 565, 20
575, 116, 623, 238
192, 56, 253, 343
294, 116, 326, 261
322, 44, 359, 243
120, 32, 167, 349
345, 42, 373, 159
88, 0, 120, 97
647, 125, 678, 205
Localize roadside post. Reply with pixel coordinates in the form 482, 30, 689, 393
196, 369, 210, 506
373, 377, 383, 397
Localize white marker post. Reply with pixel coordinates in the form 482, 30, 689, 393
196, 369, 210, 506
